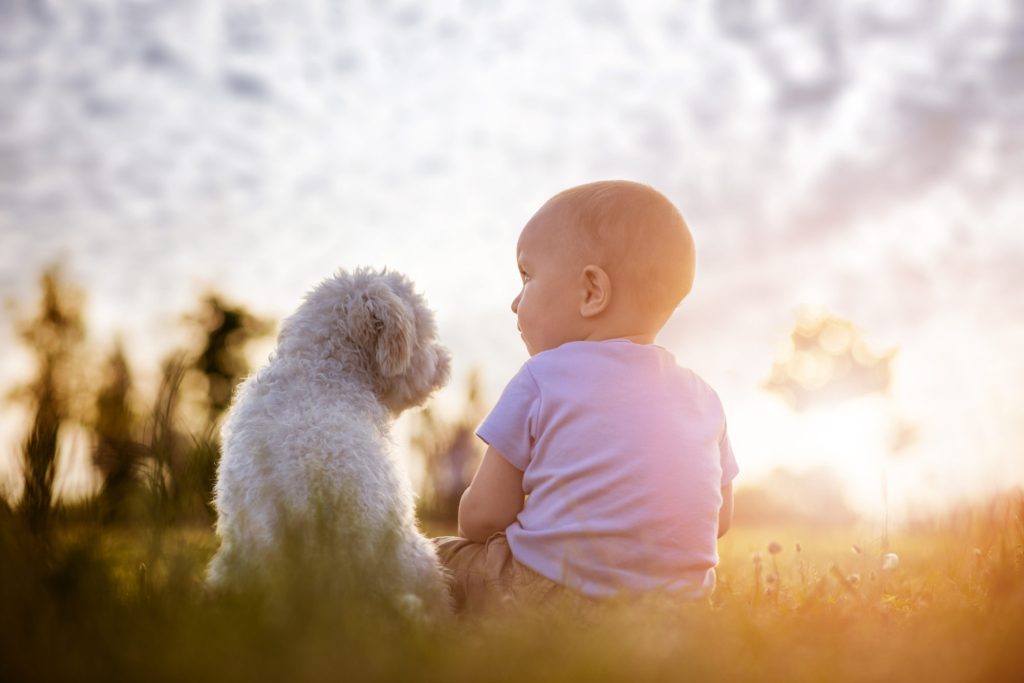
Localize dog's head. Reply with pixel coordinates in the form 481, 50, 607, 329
279, 267, 451, 414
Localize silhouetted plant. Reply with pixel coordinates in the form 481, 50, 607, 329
412, 368, 486, 523
185, 293, 273, 426
92, 340, 145, 522
170, 294, 272, 523
7, 265, 87, 536
142, 354, 189, 529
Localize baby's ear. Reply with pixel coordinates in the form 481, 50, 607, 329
579, 265, 612, 318
354, 281, 415, 377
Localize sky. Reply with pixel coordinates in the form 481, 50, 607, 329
1, 0, 1022, 519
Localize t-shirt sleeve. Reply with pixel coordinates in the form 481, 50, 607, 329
475, 364, 540, 471
720, 419, 739, 486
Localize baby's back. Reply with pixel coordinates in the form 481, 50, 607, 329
478, 339, 738, 598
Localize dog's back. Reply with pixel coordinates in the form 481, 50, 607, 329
207, 268, 451, 618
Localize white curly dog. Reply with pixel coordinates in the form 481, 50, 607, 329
207, 267, 451, 616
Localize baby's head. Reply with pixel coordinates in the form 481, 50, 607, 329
512, 180, 695, 356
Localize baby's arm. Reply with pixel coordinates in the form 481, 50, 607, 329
457, 446, 525, 543
718, 483, 734, 538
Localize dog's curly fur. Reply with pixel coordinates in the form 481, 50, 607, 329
207, 267, 451, 615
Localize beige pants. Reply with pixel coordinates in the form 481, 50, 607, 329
434, 532, 594, 615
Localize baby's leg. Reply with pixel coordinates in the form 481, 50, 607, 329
433, 533, 518, 614
434, 532, 580, 615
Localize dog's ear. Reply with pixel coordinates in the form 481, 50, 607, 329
354, 281, 415, 377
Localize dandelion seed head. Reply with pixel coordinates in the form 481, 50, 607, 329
768, 541, 783, 555
881, 553, 899, 570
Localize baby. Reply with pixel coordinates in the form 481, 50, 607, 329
435, 180, 738, 612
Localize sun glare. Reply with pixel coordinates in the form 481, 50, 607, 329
732, 393, 893, 518
737, 306, 928, 520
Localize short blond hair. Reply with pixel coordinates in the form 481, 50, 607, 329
545, 180, 695, 321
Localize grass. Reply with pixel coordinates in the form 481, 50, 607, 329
2, 494, 1022, 683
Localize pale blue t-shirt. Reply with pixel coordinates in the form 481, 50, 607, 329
476, 339, 739, 599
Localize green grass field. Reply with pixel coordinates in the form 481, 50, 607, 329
2, 496, 1022, 683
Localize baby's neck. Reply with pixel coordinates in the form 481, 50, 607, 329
580, 330, 658, 345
